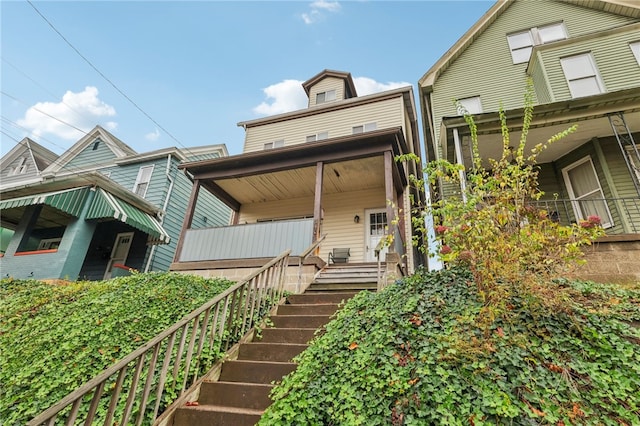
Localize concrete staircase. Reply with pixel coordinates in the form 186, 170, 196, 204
307, 263, 380, 292
172, 290, 358, 426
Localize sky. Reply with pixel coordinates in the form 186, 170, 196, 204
1, 0, 494, 158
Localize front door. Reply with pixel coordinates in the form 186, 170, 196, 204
365, 208, 388, 262
104, 232, 134, 279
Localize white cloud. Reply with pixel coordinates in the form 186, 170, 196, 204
302, 0, 341, 24
17, 86, 117, 141
252, 76, 412, 116
253, 79, 307, 115
353, 77, 411, 96
145, 128, 160, 141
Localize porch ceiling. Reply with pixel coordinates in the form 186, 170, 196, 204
449, 110, 640, 167
214, 156, 385, 204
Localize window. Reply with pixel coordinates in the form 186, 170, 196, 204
316, 90, 336, 104
630, 41, 640, 65
352, 122, 377, 134
456, 96, 483, 115
306, 132, 329, 142
37, 238, 62, 250
263, 140, 284, 150
133, 165, 154, 197
562, 156, 613, 228
560, 53, 604, 98
10, 157, 27, 175
507, 22, 567, 64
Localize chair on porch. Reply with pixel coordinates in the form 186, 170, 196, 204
328, 248, 350, 264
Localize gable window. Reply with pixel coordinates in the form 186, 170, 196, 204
507, 22, 567, 64
264, 140, 284, 150
352, 122, 377, 134
631, 41, 640, 65
92, 140, 100, 151
456, 96, 483, 115
306, 132, 329, 143
560, 53, 604, 98
316, 90, 336, 104
562, 156, 613, 228
133, 165, 154, 197
10, 157, 28, 175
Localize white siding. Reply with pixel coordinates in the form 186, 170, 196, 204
243, 97, 405, 153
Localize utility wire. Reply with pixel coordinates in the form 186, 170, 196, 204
26, 0, 194, 155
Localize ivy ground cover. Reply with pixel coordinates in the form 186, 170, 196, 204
261, 268, 640, 425
0, 272, 233, 425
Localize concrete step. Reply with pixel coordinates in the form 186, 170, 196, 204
286, 292, 357, 305
269, 314, 333, 329
218, 360, 297, 384
173, 403, 263, 426
308, 282, 377, 291
256, 327, 318, 344
276, 303, 339, 316
198, 381, 273, 409
237, 342, 308, 362
313, 276, 378, 284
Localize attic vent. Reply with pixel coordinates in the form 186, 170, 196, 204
92, 140, 100, 151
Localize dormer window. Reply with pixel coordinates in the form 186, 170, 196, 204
264, 140, 284, 150
507, 22, 567, 64
306, 132, 329, 142
352, 122, 377, 134
316, 90, 336, 104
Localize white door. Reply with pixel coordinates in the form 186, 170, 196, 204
104, 232, 134, 279
562, 157, 613, 228
365, 209, 388, 262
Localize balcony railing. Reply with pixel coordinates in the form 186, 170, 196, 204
28, 250, 290, 426
531, 197, 640, 234
179, 219, 314, 261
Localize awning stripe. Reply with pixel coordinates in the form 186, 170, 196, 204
0, 187, 90, 217
86, 188, 170, 244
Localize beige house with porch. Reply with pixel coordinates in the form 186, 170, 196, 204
170, 70, 426, 291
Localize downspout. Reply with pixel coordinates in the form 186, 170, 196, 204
144, 154, 175, 272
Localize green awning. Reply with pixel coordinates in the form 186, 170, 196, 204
86, 188, 170, 244
0, 187, 90, 217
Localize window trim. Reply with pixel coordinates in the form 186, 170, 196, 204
306, 132, 329, 142
352, 122, 377, 134
561, 156, 613, 228
316, 90, 336, 104
263, 140, 285, 150
560, 52, 605, 98
10, 157, 28, 176
133, 165, 154, 197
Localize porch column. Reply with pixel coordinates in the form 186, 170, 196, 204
452, 128, 467, 202
384, 151, 396, 253
174, 179, 201, 263
313, 161, 324, 242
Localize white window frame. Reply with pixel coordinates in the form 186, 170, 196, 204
306, 132, 329, 143
562, 156, 613, 228
352, 122, 377, 134
630, 41, 640, 65
133, 165, 154, 197
10, 157, 28, 175
507, 22, 567, 64
560, 52, 605, 98
264, 140, 284, 150
316, 90, 336, 104
37, 238, 62, 250
456, 96, 483, 115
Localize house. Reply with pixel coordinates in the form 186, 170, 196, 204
0, 126, 231, 280
419, 0, 640, 282
170, 70, 426, 291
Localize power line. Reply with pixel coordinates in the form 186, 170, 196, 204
25, 0, 194, 156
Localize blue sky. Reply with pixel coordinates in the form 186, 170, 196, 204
1, 0, 493, 158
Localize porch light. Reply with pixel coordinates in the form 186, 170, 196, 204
354, 215, 360, 223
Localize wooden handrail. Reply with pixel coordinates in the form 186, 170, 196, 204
28, 250, 291, 426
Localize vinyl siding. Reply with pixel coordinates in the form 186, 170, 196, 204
308, 76, 346, 108
428, 0, 637, 144
533, 23, 640, 102
66, 138, 118, 169
2, 149, 41, 185
243, 97, 405, 153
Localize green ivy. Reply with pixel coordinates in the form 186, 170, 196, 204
260, 268, 640, 425
0, 272, 233, 425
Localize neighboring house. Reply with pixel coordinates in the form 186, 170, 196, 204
170, 70, 426, 290
419, 0, 640, 282
0, 126, 231, 280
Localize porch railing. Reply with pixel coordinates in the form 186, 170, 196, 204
28, 250, 291, 426
531, 197, 640, 234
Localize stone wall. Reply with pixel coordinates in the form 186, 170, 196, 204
574, 234, 640, 284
